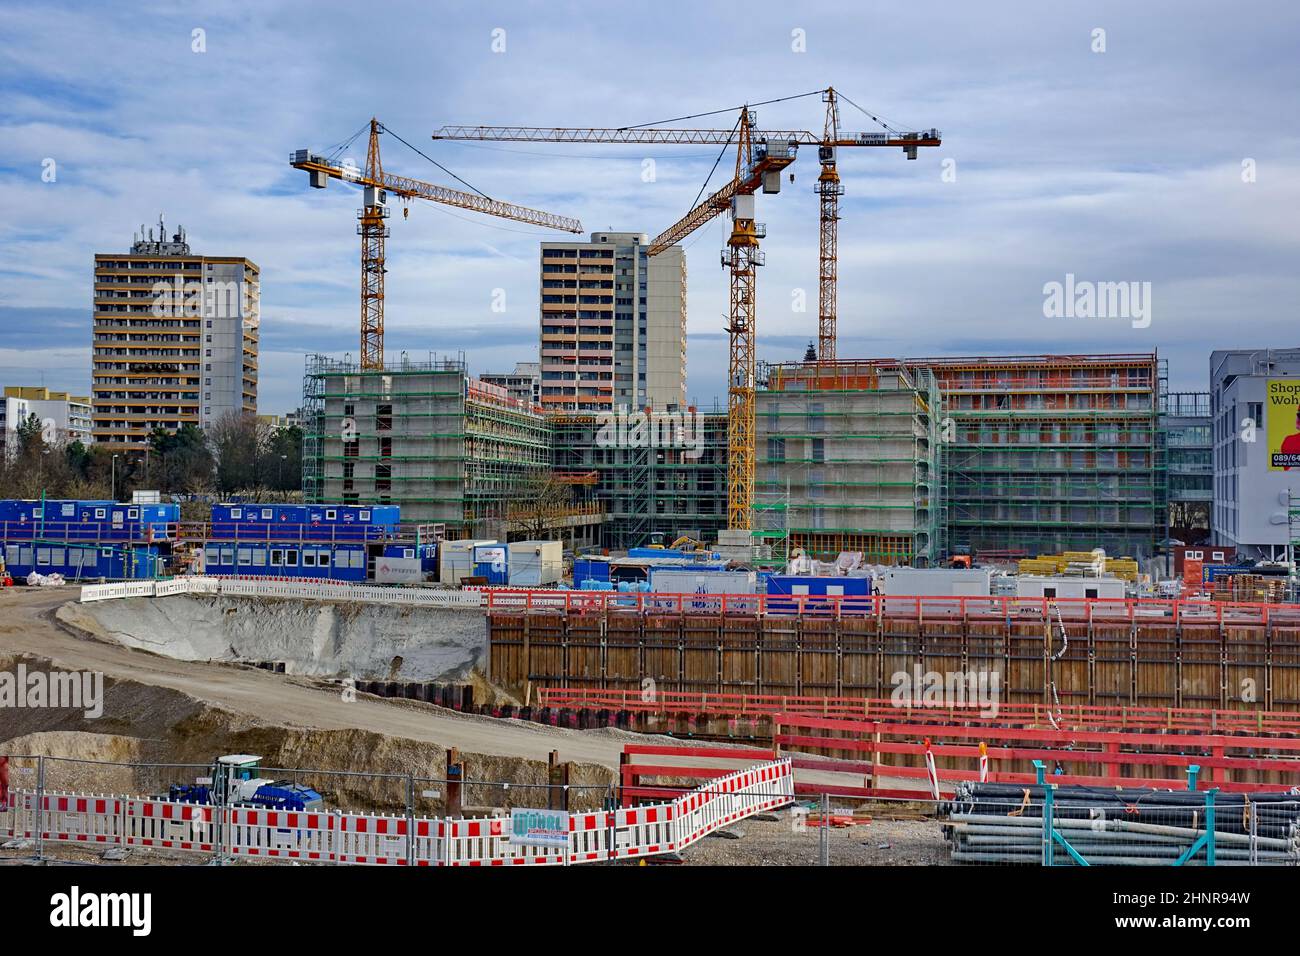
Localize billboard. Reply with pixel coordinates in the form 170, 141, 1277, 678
1267, 379, 1300, 470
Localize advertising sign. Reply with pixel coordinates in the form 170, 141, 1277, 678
375, 557, 422, 584
508, 807, 570, 847
1267, 379, 1300, 470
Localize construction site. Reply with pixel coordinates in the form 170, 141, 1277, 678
4, 84, 1299, 884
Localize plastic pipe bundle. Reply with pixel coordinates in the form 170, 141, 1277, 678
943, 782, 1300, 866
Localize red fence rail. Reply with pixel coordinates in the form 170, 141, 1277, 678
772, 713, 1300, 799
538, 688, 1300, 736
481, 589, 1300, 624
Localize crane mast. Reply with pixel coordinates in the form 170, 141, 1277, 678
291, 119, 582, 369
817, 88, 844, 363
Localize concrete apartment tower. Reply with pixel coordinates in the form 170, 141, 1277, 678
92, 216, 259, 449
539, 231, 686, 413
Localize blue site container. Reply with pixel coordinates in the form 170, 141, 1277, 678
473, 544, 509, 585
200, 540, 368, 581
765, 575, 872, 615
0, 499, 179, 545
573, 557, 610, 583
1, 540, 160, 580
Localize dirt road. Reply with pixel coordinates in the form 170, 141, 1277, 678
0, 587, 642, 769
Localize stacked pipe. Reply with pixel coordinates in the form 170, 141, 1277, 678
943, 783, 1300, 866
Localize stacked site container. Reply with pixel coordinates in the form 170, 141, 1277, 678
200, 502, 403, 583
0, 498, 177, 581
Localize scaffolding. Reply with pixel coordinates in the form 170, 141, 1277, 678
550, 409, 728, 550
907, 353, 1166, 560
753, 360, 943, 565
301, 353, 551, 535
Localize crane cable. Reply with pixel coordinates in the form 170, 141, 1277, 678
380, 123, 494, 200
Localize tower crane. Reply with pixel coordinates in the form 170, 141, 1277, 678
290, 118, 583, 370
435, 109, 794, 529
430, 93, 940, 528
812, 88, 941, 361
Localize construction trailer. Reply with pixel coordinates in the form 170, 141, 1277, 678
752, 360, 944, 567
1014, 574, 1126, 600
875, 566, 993, 597
648, 568, 757, 594
0, 498, 178, 581
199, 502, 408, 582
440, 539, 498, 585
904, 353, 1167, 561
507, 539, 564, 586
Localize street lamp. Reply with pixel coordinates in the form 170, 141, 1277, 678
111, 454, 120, 501
279, 454, 287, 489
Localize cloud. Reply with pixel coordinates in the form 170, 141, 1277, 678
0, 0, 1297, 414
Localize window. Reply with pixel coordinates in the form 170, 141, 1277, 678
238, 548, 252, 566
262, 508, 273, 519
220, 548, 234, 565
1212, 551, 1224, 561
128, 508, 139, 519
95, 508, 106, 519
206, 547, 220, 566
303, 550, 317, 567
1085, 588, 1099, 599
318, 551, 331, 567
1043, 587, 1057, 598
376, 404, 392, 431
231, 508, 242, 519
326, 509, 337, 520
270, 549, 283, 566
285, 549, 299, 566
252, 549, 267, 566
359, 510, 370, 521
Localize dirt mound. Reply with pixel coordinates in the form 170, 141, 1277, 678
58, 594, 487, 681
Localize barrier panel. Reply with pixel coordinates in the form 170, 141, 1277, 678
3, 758, 794, 867
80, 576, 485, 609
123, 796, 213, 853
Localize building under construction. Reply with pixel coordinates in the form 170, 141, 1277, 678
303, 354, 600, 541
752, 360, 944, 565
921, 353, 1166, 561
550, 409, 728, 550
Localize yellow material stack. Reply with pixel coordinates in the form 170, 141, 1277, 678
1018, 549, 1137, 579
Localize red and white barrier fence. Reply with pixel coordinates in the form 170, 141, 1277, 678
0, 759, 793, 867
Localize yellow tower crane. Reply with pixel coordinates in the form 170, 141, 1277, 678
434, 108, 794, 529
290, 118, 583, 369
430, 92, 939, 528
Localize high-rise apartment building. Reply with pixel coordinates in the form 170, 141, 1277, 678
92, 217, 259, 449
539, 231, 686, 413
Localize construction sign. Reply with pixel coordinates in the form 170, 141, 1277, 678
1268, 380, 1300, 470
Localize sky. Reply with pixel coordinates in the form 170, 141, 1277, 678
0, 0, 1297, 414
